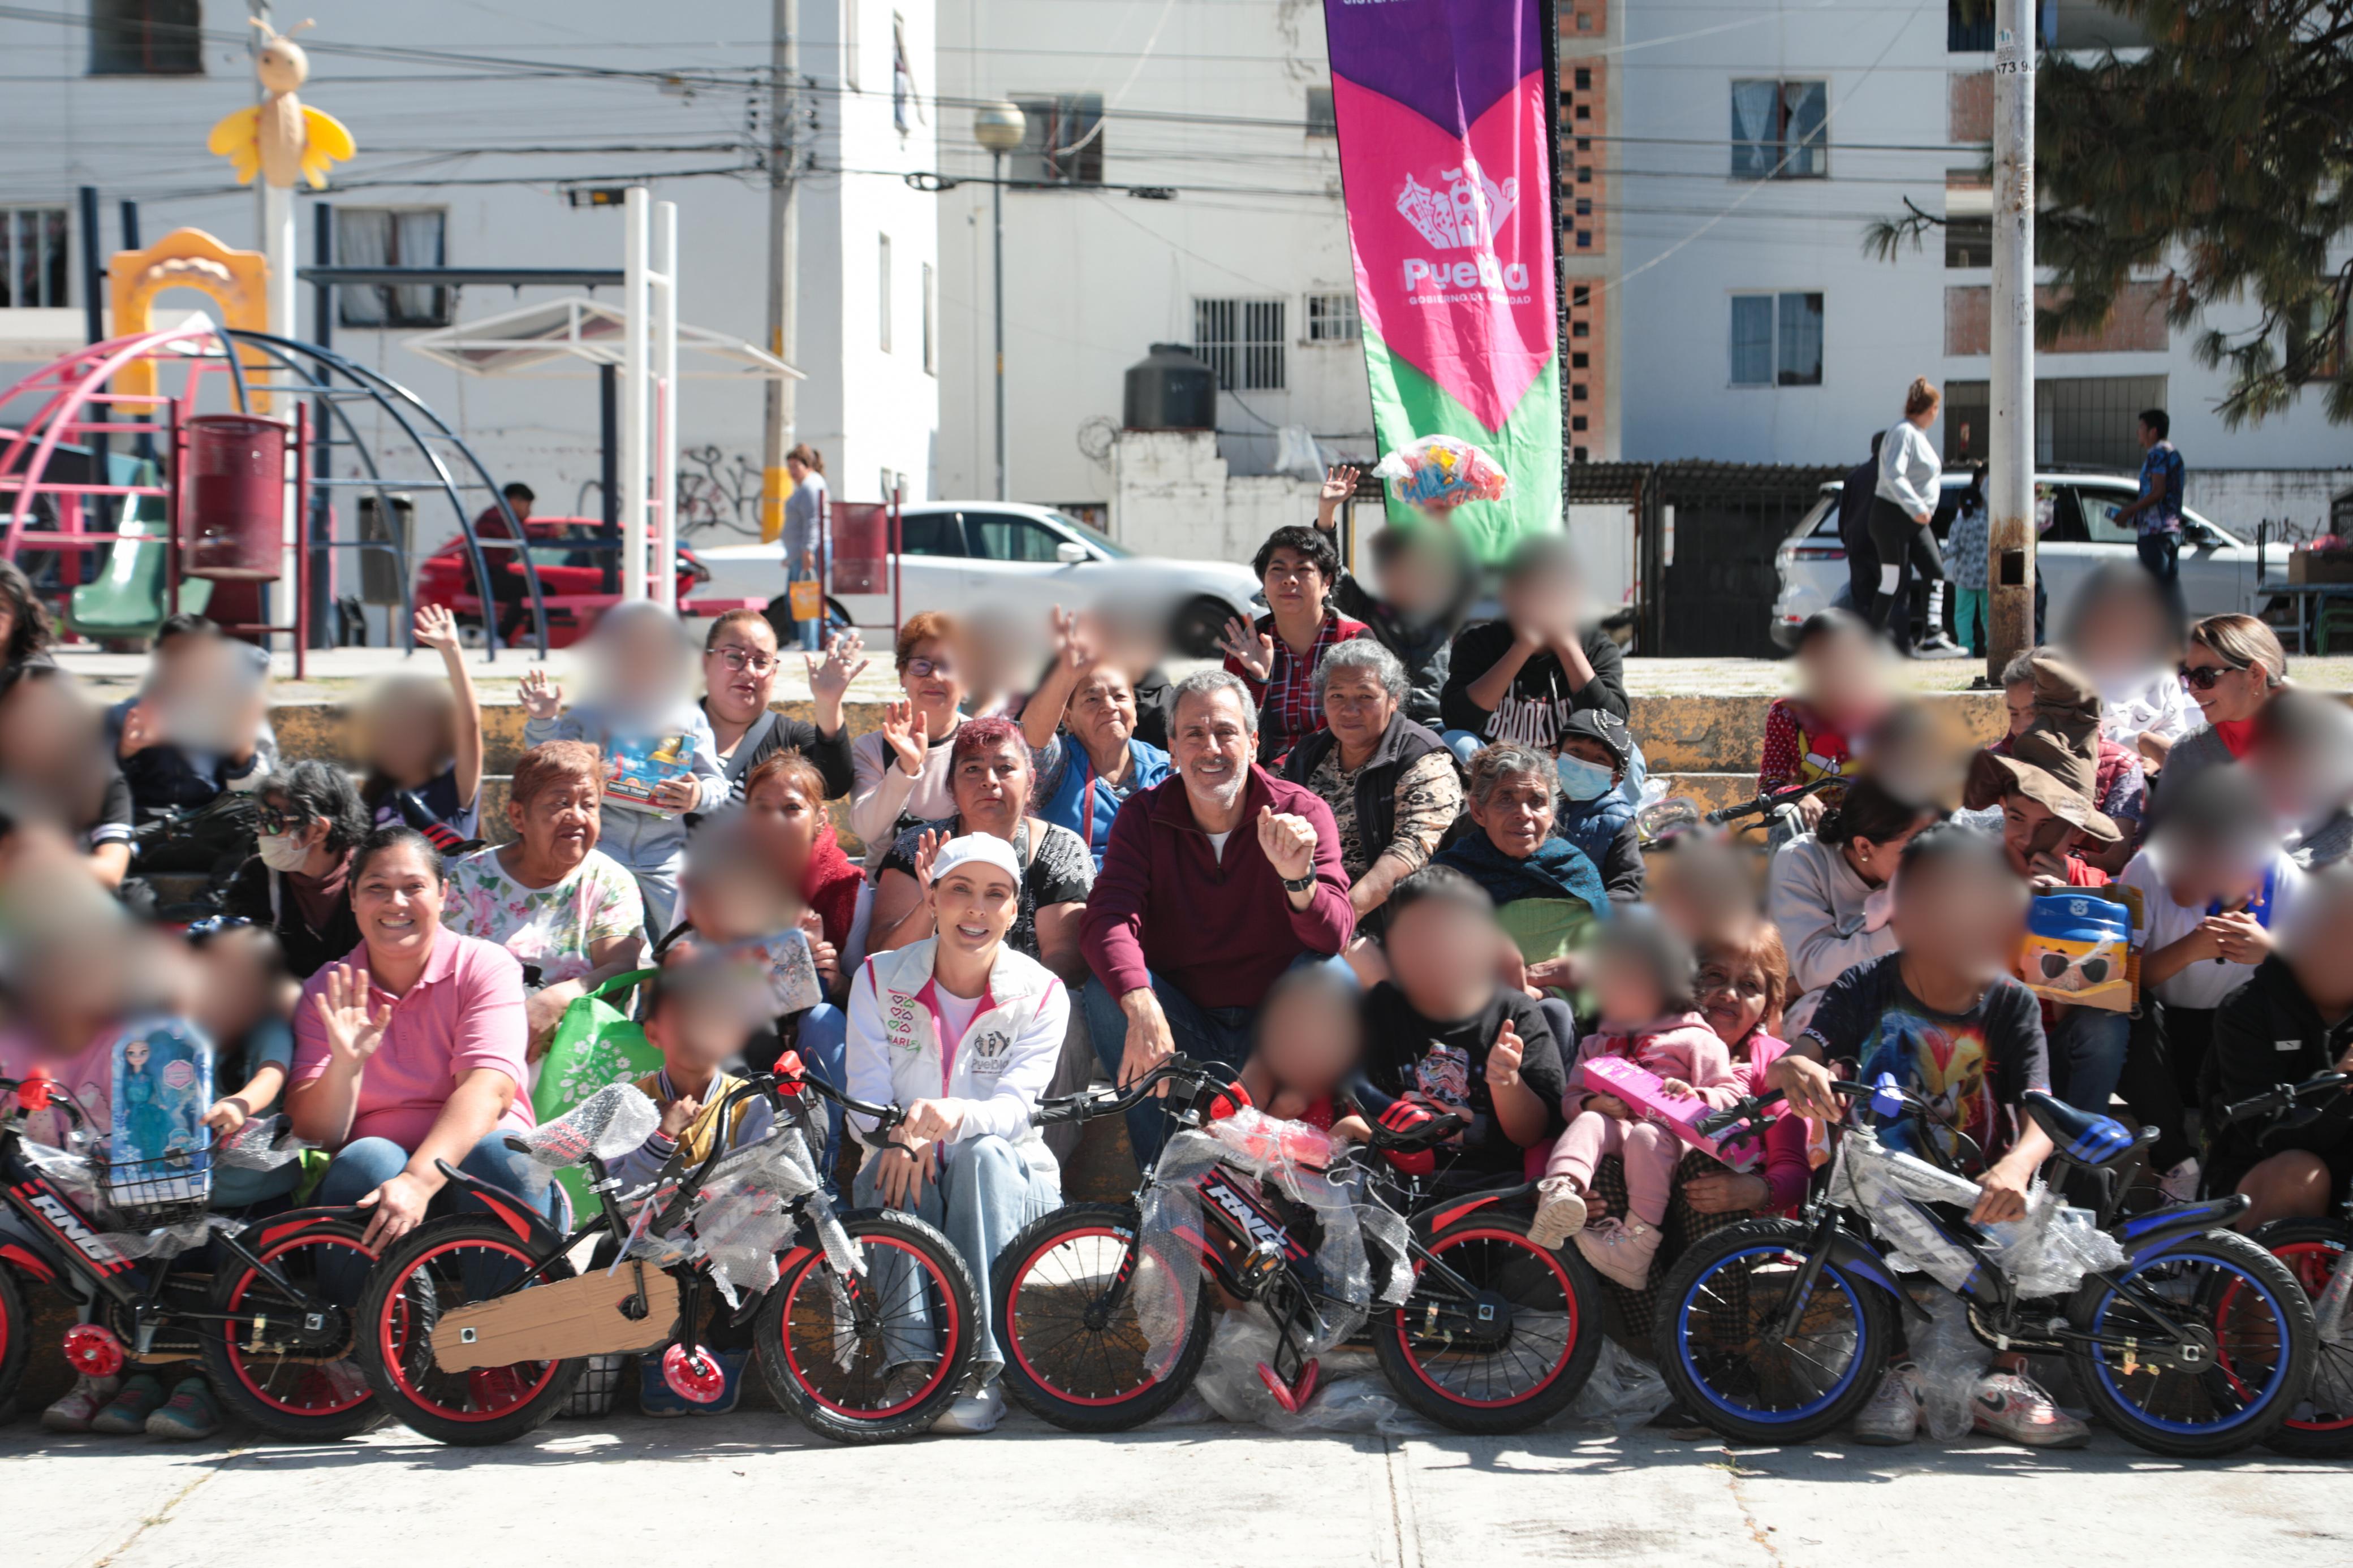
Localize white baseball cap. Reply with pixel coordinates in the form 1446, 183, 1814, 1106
930, 832, 1022, 885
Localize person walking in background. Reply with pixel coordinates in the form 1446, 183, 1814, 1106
2115, 408, 2186, 616
778, 444, 830, 653
1838, 431, 1885, 619
1942, 465, 1990, 657
468, 481, 538, 643
1869, 378, 1946, 657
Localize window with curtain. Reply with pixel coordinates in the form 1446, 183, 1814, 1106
1731, 292, 1825, 386
1730, 296, 1774, 385
1729, 79, 1828, 179
1777, 292, 1824, 385
89, 0, 202, 76
335, 208, 451, 328
0, 208, 71, 308
1011, 94, 1105, 185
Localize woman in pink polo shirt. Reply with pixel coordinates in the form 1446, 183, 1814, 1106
289, 826, 542, 1250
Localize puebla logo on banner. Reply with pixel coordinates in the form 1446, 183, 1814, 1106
1394, 156, 1530, 303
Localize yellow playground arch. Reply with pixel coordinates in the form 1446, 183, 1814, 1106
108, 228, 273, 404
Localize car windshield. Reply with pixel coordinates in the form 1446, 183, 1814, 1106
1051, 511, 1132, 559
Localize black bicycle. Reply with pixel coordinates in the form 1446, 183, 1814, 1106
990, 1057, 1604, 1435
1639, 777, 1840, 848
1657, 1075, 2316, 1458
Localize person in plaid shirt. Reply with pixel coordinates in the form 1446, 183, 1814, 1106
1219, 524, 1371, 764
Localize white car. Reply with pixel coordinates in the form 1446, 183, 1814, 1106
1770, 470, 2261, 649
695, 502, 1265, 656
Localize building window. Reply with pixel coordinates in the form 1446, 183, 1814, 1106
0, 208, 71, 308
1011, 94, 1105, 185
1194, 297, 1285, 391
1945, 215, 1992, 268
89, 0, 202, 76
1305, 291, 1359, 343
1730, 292, 1824, 386
1730, 79, 1827, 179
878, 234, 892, 353
921, 260, 937, 375
335, 209, 451, 329
1304, 86, 1336, 139
1950, 0, 2148, 52
1942, 374, 2167, 469
2287, 293, 2347, 384
843, 0, 861, 91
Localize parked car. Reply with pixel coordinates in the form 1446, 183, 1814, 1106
415, 516, 710, 648
694, 502, 1265, 656
1770, 470, 2260, 649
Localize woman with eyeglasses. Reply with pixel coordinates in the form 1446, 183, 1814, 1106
222, 761, 373, 979
699, 608, 861, 809
2158, 614, 2290, 808
850, 610, 969, 871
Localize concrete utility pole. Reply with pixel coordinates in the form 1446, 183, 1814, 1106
1985, 0, 2037, 678
760, 0, 800, 543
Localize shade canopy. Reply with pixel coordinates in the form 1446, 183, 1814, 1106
402, 296, 801, 381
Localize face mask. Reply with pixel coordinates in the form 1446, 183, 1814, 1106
1555, 754, 1617, 803
256, 830, 311, 872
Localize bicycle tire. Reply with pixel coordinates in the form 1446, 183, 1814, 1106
2065, 1227, 2316, 1459
2255, 1218, 2353, 1457
1372, 1204, 1604, 1435
755, 1207, 980, 1444
993, 1202, 1213, 1432
1654, 1217, 1893, 1446
0, 1263, 27, 1414
356, 1215, 584, 1448
201, 1219, 382, 1441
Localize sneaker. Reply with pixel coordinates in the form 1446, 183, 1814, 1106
1852, 1362, 1923, 1445
146, 1377, 221, 1441
2157, 1157, 2201, 1203
1972, 1369, 2090, 1448
1527, 1177, 1589, 1251
1574, 1217, 1662, 1290
931, 1374, 1007, 1435
1911, 634, 1969, 660
41, 1372, 122, 1433
89, 1373, 166, 1435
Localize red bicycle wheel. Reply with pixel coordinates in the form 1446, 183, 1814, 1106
992, 1202, 1212, 1432
2257, 1223, 2353, 1455
201, 1220, 380, 1440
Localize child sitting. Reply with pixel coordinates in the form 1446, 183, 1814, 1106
1551, 710, 1645, 904
1239, 964, 1365, 1133
1756, 610, 1893, 833
191, 920, 304, 1214
1531, 914, 1742, 1285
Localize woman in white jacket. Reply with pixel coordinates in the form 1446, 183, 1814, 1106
844, 831, 1068, 1433
1765, 776, 1940, 1038
1870, 378, 1946, 653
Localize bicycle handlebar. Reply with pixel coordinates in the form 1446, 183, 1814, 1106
0, 1075, 84, 1129
2221, 1070, 2352, 1126
1705, 777, 1838, 827
1033, 1056, 1229, 1127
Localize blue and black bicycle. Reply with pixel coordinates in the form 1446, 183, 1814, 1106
1654, 1075, 2316, 1458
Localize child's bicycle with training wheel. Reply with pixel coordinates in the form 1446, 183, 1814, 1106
0, 1072, 382, 1439
354, 1057, 979, 1446
990, 1056, 1604, 1434
1656, 1075, 2317, 1458
2216, 1069, 2353, 1456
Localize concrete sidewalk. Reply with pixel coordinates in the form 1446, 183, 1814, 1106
10, 1403, 2343, 1568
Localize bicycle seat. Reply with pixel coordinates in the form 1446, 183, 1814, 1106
2020, 1090, 2142, 1168
1365, 1102, 1469, 1154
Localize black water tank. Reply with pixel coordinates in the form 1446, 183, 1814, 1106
1123, 343, 1217, 431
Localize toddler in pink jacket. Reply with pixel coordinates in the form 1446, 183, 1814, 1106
1531, 916, 1742, 1288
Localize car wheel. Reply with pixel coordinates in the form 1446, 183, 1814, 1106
1173, 596, 1235, 658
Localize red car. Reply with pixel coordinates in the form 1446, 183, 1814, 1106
415, 515, 712, 647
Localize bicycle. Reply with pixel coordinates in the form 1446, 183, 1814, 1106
354, 1059, 979, 1446
1637, 777, 1840, 850
990, 1057, 1605, 1435
0, 1072, 381, 1440
1654, 1075, 2317, 1457
2216, 1069, 2353, 1456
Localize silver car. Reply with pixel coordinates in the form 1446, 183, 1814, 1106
1769, 471, 2259, 649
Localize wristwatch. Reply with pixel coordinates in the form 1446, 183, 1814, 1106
1280, 871, 1317, 894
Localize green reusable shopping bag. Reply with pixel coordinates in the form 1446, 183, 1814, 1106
1497, 899, 1596, 1003
530, 967, 661, 1217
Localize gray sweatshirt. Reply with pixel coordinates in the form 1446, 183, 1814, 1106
1875, 419, 1942, 519
1767, 831, 1899, 1039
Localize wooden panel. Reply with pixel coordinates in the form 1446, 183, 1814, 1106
432, 1265, 679, 1372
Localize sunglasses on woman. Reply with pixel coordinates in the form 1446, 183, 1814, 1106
256, 805, 312, 836
2178, 660, 2243, 692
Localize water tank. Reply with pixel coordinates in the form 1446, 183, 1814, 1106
1123, 343, 1217, 431
183, 414, 287, 581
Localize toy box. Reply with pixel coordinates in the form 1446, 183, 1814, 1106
1579, 1055, 1758, 1172
724, 931, 824, 1017
107, 1018, 213, 1206
601, 731, 697, 815
2018, 891, 2136, 1013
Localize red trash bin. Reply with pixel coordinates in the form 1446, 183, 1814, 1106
183, 414, 288, 581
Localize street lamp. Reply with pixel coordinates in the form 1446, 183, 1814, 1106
973, 100, 1025, 502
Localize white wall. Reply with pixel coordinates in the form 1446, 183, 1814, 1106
1112, 427, 1320, 565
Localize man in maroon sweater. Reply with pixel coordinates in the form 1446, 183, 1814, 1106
1080, 669, 1355, 1160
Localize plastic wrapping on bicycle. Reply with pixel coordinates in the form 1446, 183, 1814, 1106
2221, 1070, 2352, 1126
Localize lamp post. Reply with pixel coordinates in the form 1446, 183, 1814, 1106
973, 100, 1026, 502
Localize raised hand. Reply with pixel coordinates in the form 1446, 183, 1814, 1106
1316, 464, 1361, 522
1218, 616, 1275, 682
413, 603, 463, 654
1048, 604, 1093, 673
313, 964, 393, 1069
1256, 804, 1317, 883
880, 699, 929, 775
518, 667, 563, 721
1485, 1020, 1525, 1092
910, 827, 945, 892
807, 628, 870, 706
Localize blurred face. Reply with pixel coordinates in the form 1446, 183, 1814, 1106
2286, 880, 2353, 1007
1374, 532, 1459, 622
596, 613, 692, 714
365, 684, 452, 784
2181, 639, 2270, 724
1255, 983, 1361, 1102
1261, 546, 1328, 617
649, 990, 747, 1073
2153, 837, 2268, 910
0, 597, 15, 649
1067, 666, 1137, 754
682, 859, 790, 944
744, 772, 821, 872
196, 927, 279, 1042
351, 843, 444, 966
1171, 688, 1253, 812
2069, 581, 2174, 679
1893, 855, 2027, 985
0, 675, 104, 806
1592, 949, 1668, 1029
930, 863, 1019, 963
1697, 946, 1777, 1048
1501, 563, 1579, 636
704, 619, 782, 723
1384, 897, 1497, 1020
511, 775, 600, 869
2003, 681, 2035, 738
1798, 629, 1887, 726
952, 738, 1031, 835
899, 636, 964, 717
1469, 770, 1554, 859
1321, 665, 1397, 756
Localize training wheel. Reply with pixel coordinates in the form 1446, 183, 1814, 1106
63, 1323, 126, 1378
661, 1342, 727, 1405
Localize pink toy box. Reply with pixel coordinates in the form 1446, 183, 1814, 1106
1579, 1055, 1759, 1172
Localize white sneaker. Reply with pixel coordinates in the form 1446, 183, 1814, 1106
1852, 1362, 1922, 1445
2157, 1157, 2200, 1203
932, 1375, 1006, 1435
1910, 634, 1969, 660
1527, 1177, 1589, 1251
1972, 1369, 2089, 1448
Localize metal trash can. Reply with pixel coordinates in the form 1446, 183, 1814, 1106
183, 414, 287, 581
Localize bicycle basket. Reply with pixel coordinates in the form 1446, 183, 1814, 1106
98, 1147, 214, 1228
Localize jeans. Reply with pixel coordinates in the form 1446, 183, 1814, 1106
852, 1134, 1059, 1376
314, 1128, 559, 1299
2118, 1000, 2193, 1171
2048, 1007, 2130, 1120
2137, 529, 2184, 620
796, 1003, 850, 1196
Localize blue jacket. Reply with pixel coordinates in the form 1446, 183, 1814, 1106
1554, 790, 1635, 876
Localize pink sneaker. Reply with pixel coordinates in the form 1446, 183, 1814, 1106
1575, 1217, 1662, 1290
1972, 1370, 2090, 1448
41, 1373, 121, 1433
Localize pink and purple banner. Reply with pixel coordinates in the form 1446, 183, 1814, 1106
1323, 0, 1560, 560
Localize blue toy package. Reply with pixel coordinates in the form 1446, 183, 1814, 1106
2018, 893, 2134, 1013
107, 1017, 213, 1204
601, 730, 697, 815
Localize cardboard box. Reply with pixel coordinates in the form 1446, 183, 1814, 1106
2289, 547, 2353, 585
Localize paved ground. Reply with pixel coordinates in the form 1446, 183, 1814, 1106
11, 1397, 2347, 1568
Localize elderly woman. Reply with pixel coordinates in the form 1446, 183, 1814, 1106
851, 610, 970, 870
868, 715, 1092, 984
1435, 744, 1610, 995
1019, 610, 1172, 869
291, 827, 546, 1251
439, 740, 647, 1055
1279, 637, 1459, 934
2163, 614, 2292, 805
223, 761, 372, 978
700, 607, 857, 804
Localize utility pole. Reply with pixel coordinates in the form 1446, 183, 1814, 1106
1985, 0, 2037, 677
760, 0, 799, 543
